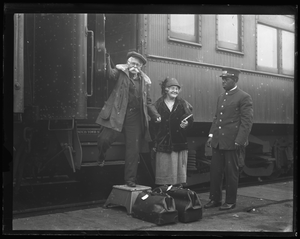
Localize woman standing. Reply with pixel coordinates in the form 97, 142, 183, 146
151, 77, 194, 186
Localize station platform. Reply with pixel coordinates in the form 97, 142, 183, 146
11, 180, 295, 234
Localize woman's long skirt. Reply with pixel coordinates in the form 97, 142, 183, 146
155, 150, 188, 185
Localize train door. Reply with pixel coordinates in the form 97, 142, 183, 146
105, 14, 137, 66
105, 14, 138, 101
78, 14, 139, 166
32, 14, 88, 120
13, 14, 91, 193
81, 13, 138, 120
86, 14, 106, 111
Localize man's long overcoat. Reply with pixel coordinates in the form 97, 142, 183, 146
95, 63, 160, 142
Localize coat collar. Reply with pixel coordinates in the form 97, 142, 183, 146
224, 86, 239, 95
116, 64, 151, 85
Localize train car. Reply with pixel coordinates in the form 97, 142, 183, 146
140, 14, 295, 184
13, 14, 294, 201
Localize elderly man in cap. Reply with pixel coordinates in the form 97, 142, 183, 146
96, 51, 161, 187
205, 67, 253, 210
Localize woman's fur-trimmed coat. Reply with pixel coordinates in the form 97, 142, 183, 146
150, 97, 193, 153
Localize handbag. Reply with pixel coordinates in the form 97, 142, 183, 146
131, 190, 178, 226
154, 185, 203, 223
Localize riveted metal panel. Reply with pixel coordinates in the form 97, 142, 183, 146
146, 15, 257, 71
146, 59, 222, 123
33, 14, 87, 120
146, 58, 294, 124
144, 14, 294, 124
241, 73, 294, 124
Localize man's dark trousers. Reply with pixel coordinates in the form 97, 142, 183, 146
209, 147, 239, 204
123, 109, 142, 183
97, 109, 142, 183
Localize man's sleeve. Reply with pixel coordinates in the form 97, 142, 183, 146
145, 84, 160, 120
106, 55, 119, 80
208, 96, 219, 136
235, 94, 254, 145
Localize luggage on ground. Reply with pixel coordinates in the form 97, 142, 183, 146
131, 190, 178, 226
154, 185, 202, 223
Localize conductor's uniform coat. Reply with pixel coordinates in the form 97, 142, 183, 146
208, 87, 253, 204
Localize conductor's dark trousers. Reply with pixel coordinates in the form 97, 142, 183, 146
209, 147, 239, 204
97, 109, 142, 183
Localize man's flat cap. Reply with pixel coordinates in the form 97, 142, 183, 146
219, 67, 241, 78
127, 51, 147, 65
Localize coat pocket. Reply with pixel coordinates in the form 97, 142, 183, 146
99, 101, 113, 119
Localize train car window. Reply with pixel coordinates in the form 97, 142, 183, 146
216, 15, 243, 53
282, 30, 295, 75
170, 15, 195, 38
257, 24, 278, 72
256, 22, 295, 76
168, 14, 201, 45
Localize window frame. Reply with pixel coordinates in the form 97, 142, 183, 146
281, 29, 295, 76
167, 14, 202, 47
256, 23, 279, 74
256, 19, 295, 76
216, 14, 244, 55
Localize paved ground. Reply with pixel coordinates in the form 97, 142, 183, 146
10, 180, 295, 235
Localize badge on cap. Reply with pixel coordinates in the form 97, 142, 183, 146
220, 67, 240, 78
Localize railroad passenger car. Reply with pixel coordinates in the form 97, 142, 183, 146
12, 13, 294, 200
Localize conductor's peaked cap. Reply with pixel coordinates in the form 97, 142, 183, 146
127, 51, 147, 65
219, 67, 241, 78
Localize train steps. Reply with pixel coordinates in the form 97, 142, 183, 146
77, 126, 125, 167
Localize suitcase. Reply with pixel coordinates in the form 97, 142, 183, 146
154, 185, 203, 223
131, 190, 178, 226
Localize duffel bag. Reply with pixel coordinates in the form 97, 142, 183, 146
154, 185, 202, 223
131, 190, 178, 226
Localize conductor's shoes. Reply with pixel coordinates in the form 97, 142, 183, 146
126, 181, 136, 187
219, 203, 236, 210
204, 200, 222, 209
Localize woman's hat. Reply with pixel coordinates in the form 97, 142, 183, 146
165, 78, 181, 88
